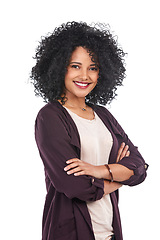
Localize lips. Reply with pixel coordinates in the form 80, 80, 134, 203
74, 81, 91, 89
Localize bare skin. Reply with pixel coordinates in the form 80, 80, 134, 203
60, 46, 134, 195
60, 47, 98, 120
64, 143, 132, 195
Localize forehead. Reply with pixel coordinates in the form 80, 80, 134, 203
70, 46, 93, 63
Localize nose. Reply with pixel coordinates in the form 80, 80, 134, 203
80, 68, 89, 81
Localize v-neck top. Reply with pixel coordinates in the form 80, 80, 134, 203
64, 107, 114, 240
35, 101, 148, 240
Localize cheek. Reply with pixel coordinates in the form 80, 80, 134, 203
65, 69, 75, 82
64, 71, 70, 81
93, 79, 98, 87
64, 72, 71, 85
64, 72, 75, 92
92, 73, 99, 84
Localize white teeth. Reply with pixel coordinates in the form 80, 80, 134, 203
74, 82, 88, 87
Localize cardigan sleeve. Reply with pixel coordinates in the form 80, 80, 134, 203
35, 107, 104, 201
105, 108, 149, 186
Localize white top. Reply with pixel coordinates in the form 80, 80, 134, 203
64, 107, 114, 240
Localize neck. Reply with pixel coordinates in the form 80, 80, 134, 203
61, 92, 86, 109
66, 98, 86, 109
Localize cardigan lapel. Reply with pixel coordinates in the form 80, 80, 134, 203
94, 107, 120, 164
52, 100, 81, 150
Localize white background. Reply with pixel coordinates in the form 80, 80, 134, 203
0, 0, 159, 239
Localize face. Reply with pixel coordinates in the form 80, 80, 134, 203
64, 47, 99, 100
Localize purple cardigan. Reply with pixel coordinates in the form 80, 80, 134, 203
35, 101, 148, 240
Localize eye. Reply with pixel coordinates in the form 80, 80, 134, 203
70, 65, 80, 69
89, 67, 99, 71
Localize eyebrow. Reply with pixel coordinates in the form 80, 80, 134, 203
70, 61, 98, 66
70, 62, 82, 65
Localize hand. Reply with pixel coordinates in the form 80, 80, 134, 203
116, 142, 130, 163
64, 142, 131, 179
64, 158, 104, 178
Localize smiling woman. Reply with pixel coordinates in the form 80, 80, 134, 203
63, 47, 99, 115
31, 21, 126, 106
30, 21, 148, 240
69, 59, 98, 90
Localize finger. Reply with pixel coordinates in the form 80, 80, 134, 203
119, 145, 129, 160
125, 150, 130, 157
74, 171, 85, 176
66, 167, 81, 175
116, 142, 125, 162
66, 158, 81, 164
64, 162, 79, 171
116, 143, 125, 162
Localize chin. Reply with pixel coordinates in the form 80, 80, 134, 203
73, 90, 91, 98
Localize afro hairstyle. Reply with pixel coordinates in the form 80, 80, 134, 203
30, 21, 126, 105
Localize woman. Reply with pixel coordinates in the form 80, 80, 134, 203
31, 22, 148, 240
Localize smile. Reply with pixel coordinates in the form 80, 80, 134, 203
74, 81, 91, 89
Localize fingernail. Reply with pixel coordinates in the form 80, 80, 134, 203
64, 167, 67, 171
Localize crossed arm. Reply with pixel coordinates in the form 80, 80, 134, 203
64, 142, 134, 195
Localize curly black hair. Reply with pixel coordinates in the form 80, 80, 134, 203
30, 21, 126, 105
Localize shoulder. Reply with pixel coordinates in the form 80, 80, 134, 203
36, 101, 75, 134
36, 101, 64, 120
35, 101, 69, 130
94, 104, 123, 134
94, 104, 115, 121
35, 101, 80, 144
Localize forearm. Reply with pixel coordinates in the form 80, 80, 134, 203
65, 158, 134, 182
103, 180, 122, 195
98, 164, 134, 182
